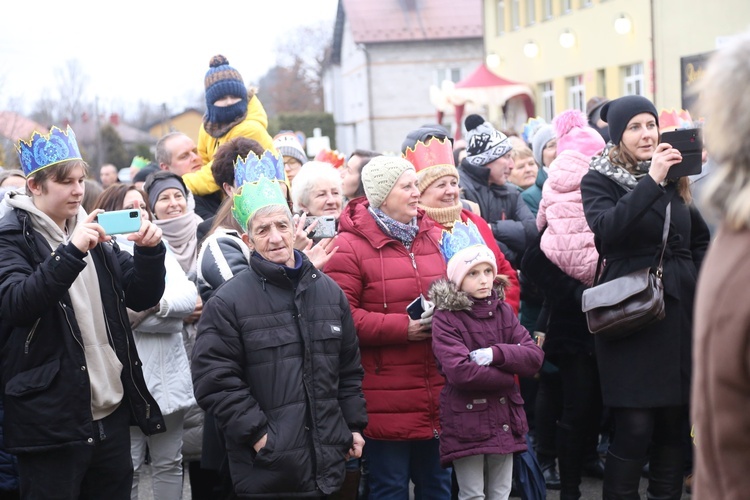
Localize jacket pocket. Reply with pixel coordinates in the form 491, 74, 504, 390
5, 358, 60, 397
508, 390, 528, 438
312, 321, 343, 357
447, 395, 491, 442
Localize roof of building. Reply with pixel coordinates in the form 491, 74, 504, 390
71, 114, 154, 145
0, 111, 49, 143
331, 0, 482, 63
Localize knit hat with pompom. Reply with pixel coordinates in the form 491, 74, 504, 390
204, 55, 248, 132
553, 110, 606, 158
464, 114, 512, 166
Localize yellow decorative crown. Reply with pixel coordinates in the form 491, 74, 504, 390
232, 176, 288, 230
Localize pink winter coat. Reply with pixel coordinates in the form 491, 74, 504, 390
536, 151, 599, 286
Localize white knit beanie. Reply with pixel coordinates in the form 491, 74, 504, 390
361, 156, 415, 208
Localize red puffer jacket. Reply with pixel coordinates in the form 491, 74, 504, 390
324, 198, 447, 440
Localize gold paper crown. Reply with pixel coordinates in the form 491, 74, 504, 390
232, 176, 288, 230
402, 137, 455, 173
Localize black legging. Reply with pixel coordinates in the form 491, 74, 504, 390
608, 406, 685, 460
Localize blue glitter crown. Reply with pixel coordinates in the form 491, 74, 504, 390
438, 220, 486, 263
234, 150, 285, 186
16, 125, 83, 177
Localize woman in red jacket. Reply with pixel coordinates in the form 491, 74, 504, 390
401, 129, 521, 314
325, 156, 451, 499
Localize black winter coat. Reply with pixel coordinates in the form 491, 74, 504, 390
458, 159, 537, 268
580, 171, 709, 407
0, 208, 167, 453
520, 230, 594, 361
192, 251, 367, 498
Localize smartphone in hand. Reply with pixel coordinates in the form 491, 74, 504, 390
97, 209, 142, 235
407, 294, 426, 320
304, 215, 338, 239
660, 128, 703, 180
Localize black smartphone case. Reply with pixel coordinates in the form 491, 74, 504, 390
661, 128, 703, 180
406, 295, 425, 320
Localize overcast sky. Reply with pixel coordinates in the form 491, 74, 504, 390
0, 0, 339, 115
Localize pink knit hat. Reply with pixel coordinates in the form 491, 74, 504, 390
553, 109, 606, 157
447, 245, 497, 288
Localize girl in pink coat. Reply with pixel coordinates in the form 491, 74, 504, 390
536, 110, 606, 286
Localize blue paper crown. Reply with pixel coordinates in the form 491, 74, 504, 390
522, 117, 547, 145
438, 220, 486, 263
234, 150, 285, 186
16, 125, 83, 177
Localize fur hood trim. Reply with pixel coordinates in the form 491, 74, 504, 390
429, 275, 510, 312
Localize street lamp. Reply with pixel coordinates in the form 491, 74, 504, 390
559, 29, 576, 49
614, 14, 632, 35
523, 40, 539, 58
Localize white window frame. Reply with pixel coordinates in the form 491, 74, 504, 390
542, 0, 553, 19
526, 0, 536, 25
497, 0, 506, 36
623, 63, 645, 96
567, 75, 586, 112
511, 0, 520, 30
540, 81, 555, 122
435, 68, 462, 87
561, 0, 572, 14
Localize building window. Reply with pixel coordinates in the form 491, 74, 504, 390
567, 75, 586, 112
561, 0, 572, 14
511, 0, 520, 30
497, 0, 506, 36
540, 81, 555, 122
542, 0, 553, 19
581, 0, 593, 7
436, 68, 461, 87
526, 0, 536, 25
623, 63, 644, 96
597, 68, 607, 96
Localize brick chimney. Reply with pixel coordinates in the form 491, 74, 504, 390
109, 113, 120, 126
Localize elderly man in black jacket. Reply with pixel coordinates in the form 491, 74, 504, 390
459, 114, 538, 269
0, 126, 167, 499
192, 176, 367, 498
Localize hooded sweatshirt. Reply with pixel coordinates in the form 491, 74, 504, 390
7, 194, 124, 420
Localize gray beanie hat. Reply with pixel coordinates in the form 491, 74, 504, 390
531, 124, 556, 167
361, 156, 415, 208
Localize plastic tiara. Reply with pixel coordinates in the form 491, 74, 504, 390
16, 125, 82, 177
232, 176, 288, 230
234, 150, 285, 187
402, 137, 454, 172
314, 148, 346, 169
522, 117, 547, 144
438, 219, 485, 264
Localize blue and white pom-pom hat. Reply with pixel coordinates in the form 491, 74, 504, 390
439, 219, 497, 287
16, 125, 83, 177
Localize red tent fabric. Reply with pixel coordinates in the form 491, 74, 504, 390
455, 64, 526, 89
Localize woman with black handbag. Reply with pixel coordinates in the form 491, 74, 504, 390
580, 95, 710, 500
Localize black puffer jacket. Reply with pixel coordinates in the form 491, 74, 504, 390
192, 251, 367, 498
0, 208, 167, 453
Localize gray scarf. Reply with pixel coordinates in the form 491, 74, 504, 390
589, 144, 651, 191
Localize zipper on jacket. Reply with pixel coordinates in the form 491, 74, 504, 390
23, 318, 42, 354
100, 246, 151, 419
60, 302, 85, 351
409, 252, 417, 269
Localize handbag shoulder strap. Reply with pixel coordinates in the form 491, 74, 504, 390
592, 202, 671, 285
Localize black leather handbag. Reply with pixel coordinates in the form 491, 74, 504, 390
581, 204, 670, 339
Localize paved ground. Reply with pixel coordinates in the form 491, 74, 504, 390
137, 465, 691, 499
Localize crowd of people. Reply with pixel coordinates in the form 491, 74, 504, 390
0, 34, 748, 500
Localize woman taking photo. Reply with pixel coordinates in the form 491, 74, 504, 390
93, 184, 197, 500
580, 95, 710, 499
324, 156, 450, 499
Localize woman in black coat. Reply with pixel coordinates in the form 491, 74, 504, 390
580, 96, 710, 499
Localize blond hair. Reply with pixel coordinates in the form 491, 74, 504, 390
697, 30, 750, 230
